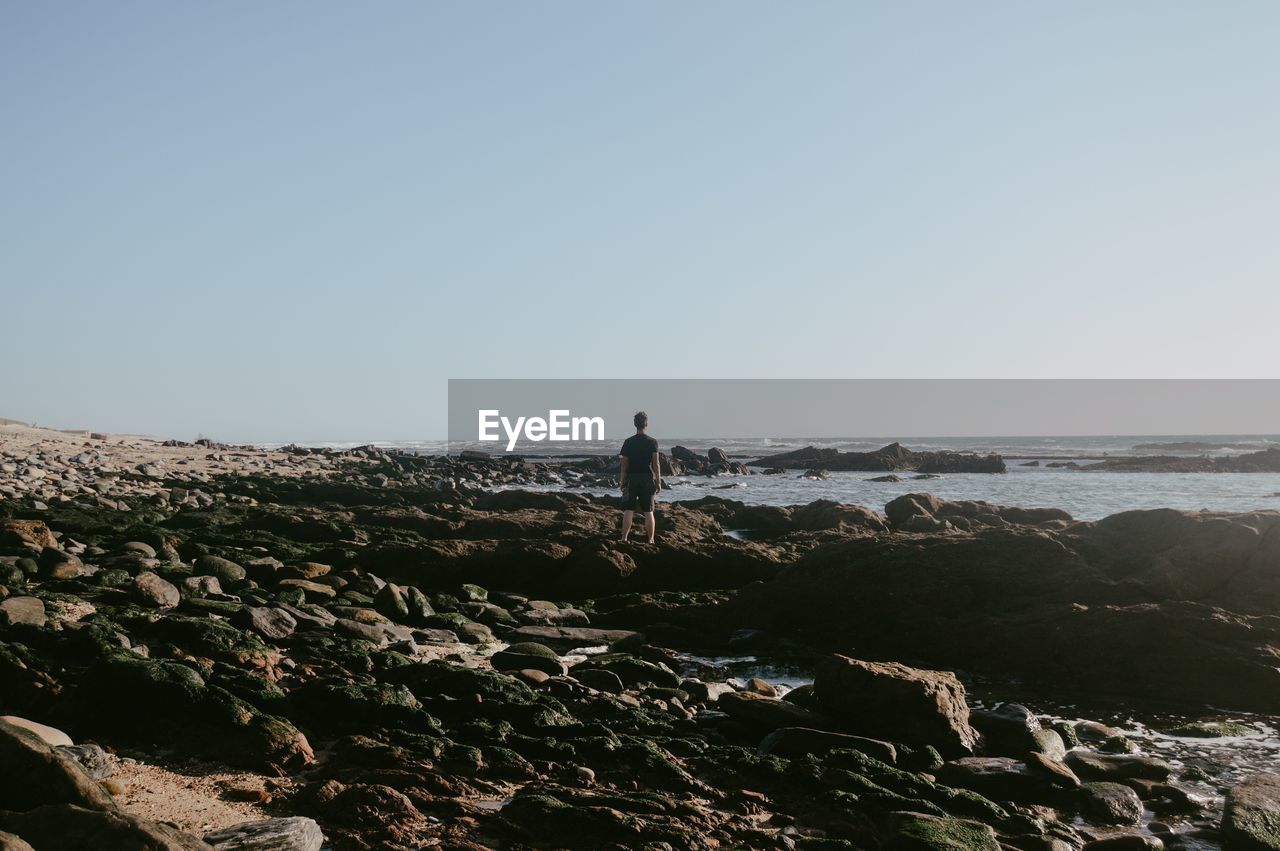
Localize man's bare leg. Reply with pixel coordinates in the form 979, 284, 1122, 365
620, 510, 634, 542
644, 511, 655, 544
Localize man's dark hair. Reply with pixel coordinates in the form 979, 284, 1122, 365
633, 411, 648, 429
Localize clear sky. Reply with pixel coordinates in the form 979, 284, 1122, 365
2, 2, 1278, 442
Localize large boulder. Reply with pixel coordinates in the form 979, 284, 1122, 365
0, 720, 116, 813
0, 804, 210, 850
813, 655, 979, 757
713, 507, 1280, 713
1224, 773, 1280, 851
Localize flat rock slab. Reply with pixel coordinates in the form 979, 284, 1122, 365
508, 625, 641, 650
204, 816, 324, 851
0, 597, 46, 627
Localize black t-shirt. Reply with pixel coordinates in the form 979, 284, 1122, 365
620, 434, 659, 477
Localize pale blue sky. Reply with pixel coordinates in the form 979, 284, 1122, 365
2, 2, 1277, 442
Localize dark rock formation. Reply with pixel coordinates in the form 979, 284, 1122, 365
1083, 447, 1280, 472
751, 442, 1006, 473
715, 500, 1280, 712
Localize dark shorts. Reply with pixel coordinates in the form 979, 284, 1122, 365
622, 473, 656, 512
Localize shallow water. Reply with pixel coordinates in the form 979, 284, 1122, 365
265, 433, 1280, 519
707, 658, 1266, 848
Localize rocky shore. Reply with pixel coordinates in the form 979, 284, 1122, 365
749, 442, 1007, 474
2, 422, 1279, 850
1081, 448, 1280, 473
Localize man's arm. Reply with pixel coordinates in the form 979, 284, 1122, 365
619, 456, 629, 491
650, 452, 661, 491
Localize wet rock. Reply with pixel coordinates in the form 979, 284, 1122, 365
1025, 750, 1082, 789
681, 679, 735, 704
938, 757, 1076, 805
203, 816, 324, 850
1076, 722, 1125, 743
1132, 780, 1204, 816
0, 597, 45, 627
1084, 834, 1164, 851
1081, 781, 1144, 825
581, 655, 681, 689
132, 571, 181, 608
1065, 751, 1173, 781
1224, 773, 1280, 851
1166, 720, 1252, 738
971, 703, 1061, 758
814, 655, 979, 757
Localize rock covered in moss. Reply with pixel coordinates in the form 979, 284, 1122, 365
883, 811, 1001, 851
1224, 773, 1280, 851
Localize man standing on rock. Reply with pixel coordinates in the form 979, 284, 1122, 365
619, 411, 661, 543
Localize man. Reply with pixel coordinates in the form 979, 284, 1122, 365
618, 410, 661, 543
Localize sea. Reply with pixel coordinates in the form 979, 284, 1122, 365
269, 434, 1280, 522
